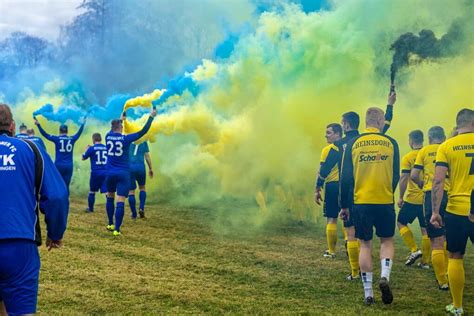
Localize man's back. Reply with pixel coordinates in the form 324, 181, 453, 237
106, 132, 133, 172
83, 144, 107, 173
129, 142, 149, 171
414, 144, 450, 192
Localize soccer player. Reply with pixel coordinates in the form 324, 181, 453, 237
34, 117, 86, 190
128, 141, 154, 219
105, 109, 156, 236
0, 103, 68, 315
26, 128, 47, 151
340, 107, 400, 305
411, 126, 449, 290
315, 123, 343, 258
430, 109, 474, 316
397, 130, 430, 268
82, 133, 108, 213
317, 89, 396, 280
15, 123, 29, 139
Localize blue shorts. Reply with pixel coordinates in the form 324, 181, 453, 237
55, 163, 73, 188
130, 168, 146, 190
106, 171, 131, 197
0, 239, 40, 315
90, 171, 107, 193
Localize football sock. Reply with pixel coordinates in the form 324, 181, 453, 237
421, 235, 431, 264
361, 272, 373, 298
432, 249, 448, 286
448, 258, 464, 309
139, 191, 147, 211
88, 193, 95, 212
326, 223, 337, 254
400, 226, 417, 253
129, 195, 137, 218
106, 197, 115, 225
381, 258, 393, 281
115, 202, 125, 232
347, 240, 360, 277
444, 241, 449, 275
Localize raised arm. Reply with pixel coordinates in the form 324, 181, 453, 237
125, 113, 156, 144
382, 89, 396, 134
34, 119, 56, 142
72, 120, 86, 142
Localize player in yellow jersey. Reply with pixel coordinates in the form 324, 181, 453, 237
340, 107, 400, 305
315, 123, 343, 258
397, 130, 430, 268
431, 109, 474, 316
411, 126, 450, 290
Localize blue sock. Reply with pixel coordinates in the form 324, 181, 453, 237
88, 193, 95, 212
129, 195, 137, 218
106, 197, 115, 225
139, 191, 147, 211
115, 202, 125, 232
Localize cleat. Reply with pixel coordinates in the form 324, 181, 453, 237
379, 277, 393, 304
323, 250, 336, 258
446, 304, 464, 315
106, 224, 115, 232
364, 296, 375, 306
346, 273, 360, 281
113, 230, 122, 237
139, 210, 145, 218
405, 250, 422, 266
131, 215, 137, 221
417, 262, 430, 269
85, 207, 93, 213
438, 283, 449, 291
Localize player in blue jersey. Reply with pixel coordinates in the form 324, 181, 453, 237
105, 109, 156, 236
0, 103, 69, 315
26, 128, 47, 151
128, 141, 154, 219
15, 123, 29, 139
82, 133, 108, 213
34, 117, 86, 190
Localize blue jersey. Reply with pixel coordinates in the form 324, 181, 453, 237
129, 142, 149, 170
37, 123, 85, 166
27, 136, 46, 151
82, 144, 107, 172
0, 131, 69, 242
106, 116, 154, 172
16, 133, 29, 139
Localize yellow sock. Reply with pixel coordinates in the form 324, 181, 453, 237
444, 241, 449, 275
421, 235, 431, 264
342, 226, 348, 241
256, 191, 267, 212
400, 226, 418, 253
448, 258, 464, 309
347, 240, 360, 277
432, 250, 448, 286
326, 223, 337, 254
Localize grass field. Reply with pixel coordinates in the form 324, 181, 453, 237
37, 198, 474, 315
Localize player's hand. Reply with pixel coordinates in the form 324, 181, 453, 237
339, 208, 350, 222
388, 88, 396, 105
149, 169, 154, 178
34, 118, 39, 126
150, 109, 157, 118
430, 213, 443, 229
46, 238, 62, 251
120, 112, 126, 121
314, 187, 323, 205
397, 198, 404, 209
85, 145, 91, 151
469, 213, 474, 223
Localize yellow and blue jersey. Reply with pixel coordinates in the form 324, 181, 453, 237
414, 144, 450, 192
401, 149, 423, 205
436, 132, 474, 216
319, 144, 339, 184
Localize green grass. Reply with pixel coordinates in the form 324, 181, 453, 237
37, 198, 474, 314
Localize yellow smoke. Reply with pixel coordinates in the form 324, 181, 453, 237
123, 89, 164, 110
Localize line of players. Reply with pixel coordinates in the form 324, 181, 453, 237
15, 109, 157, 237
315, 96, 473, 315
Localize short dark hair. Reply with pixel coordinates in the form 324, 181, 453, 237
92, 133, 102, 142
409, 130, 424, 145
111, 119, 122, 132
428, 126, 445, 141
342, 111, 359, 130
26, 128, 35, 136
456, 108, 474, 129
0, 103, 13, 131
327, 123, 343, 136
59, 124, 68, 134
19, 123, 27, 132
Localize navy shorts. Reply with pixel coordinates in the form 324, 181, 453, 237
445, 212, 474, 255
398, 202, 426, 228
354, 204, 396, 241
90, 171, 107, 193
130, 168, 146, 191
424, 191, 448, 239
323, 182, 339, 219
106, 171, 131, 197
55, 163, 73, 188
0, 239, 40, 315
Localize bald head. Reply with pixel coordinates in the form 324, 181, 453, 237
0, 103, 14, 132
365, 107, 385, 131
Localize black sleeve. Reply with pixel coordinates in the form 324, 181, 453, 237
391, 137, 400, 192
382, 104, 393, 134
316, 147, 339, 188
339, 139, 355, 209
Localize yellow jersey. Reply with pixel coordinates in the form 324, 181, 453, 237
319, 144, 339, 183
414, 144, 450, 192
340, 128, 399, 206
436, 132, 474, 216
401, 149, 423, 205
